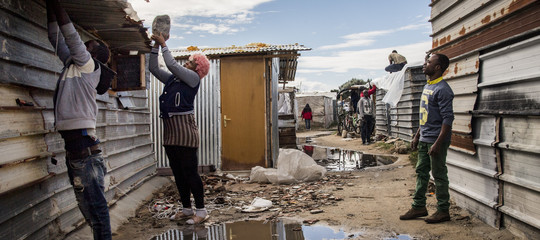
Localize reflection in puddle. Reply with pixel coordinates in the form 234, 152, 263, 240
151, 219, 362, 240
384, 234, 412, 240
301, 145, 397, 171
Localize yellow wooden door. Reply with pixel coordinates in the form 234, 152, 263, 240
220, 57, 267, 170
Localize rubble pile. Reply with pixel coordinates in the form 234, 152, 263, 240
149, 173, 359, 222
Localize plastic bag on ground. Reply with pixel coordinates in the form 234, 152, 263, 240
248, 149, 326, 184
242, 197, 272, 213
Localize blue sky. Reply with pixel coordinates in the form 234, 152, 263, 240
129, 0, 432, 92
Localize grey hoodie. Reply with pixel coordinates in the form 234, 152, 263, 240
48, 22, 100, 131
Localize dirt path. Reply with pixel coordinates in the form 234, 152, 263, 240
114, 130, 517, 239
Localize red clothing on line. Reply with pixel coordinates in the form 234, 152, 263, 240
361, 85, 377, 97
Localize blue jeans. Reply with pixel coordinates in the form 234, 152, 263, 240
305, 119, 311, 129
66, 153, 111, 240
385, 63, 406, 72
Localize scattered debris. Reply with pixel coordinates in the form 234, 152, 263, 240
16, 98, 34, 107
303, 219, 320, 225
310, 209, 324, 214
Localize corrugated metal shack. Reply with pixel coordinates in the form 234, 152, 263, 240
0, 0, 153, 239
376, 65, 426, 141
150, 44, 310, 171
296, 92, 335, 129
429, 0, 540, 237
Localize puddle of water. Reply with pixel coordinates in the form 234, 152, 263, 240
384, 234, 413, 240
301, 145, 397, 171
151, 219, 362, 240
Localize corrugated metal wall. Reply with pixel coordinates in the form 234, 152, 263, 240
375, 66, 426, 141
430, 0, 540, 236
151, 58, 222, 170
0, 1, 154, 238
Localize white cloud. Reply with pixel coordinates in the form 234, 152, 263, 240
287, 77, 332, 93
298, 41, 432, 74
320, 30, 391, 50
319, 23, 430, 50
128, 0, 272, 35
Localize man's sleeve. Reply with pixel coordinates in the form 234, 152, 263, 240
439, 87, 454, 126
48, 22, 71, 65
59, 23, 91, 69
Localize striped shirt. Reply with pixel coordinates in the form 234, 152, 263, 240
162, 114, 199, 148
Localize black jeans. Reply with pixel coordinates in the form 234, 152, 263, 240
361, 115, 374, 143
165, 146, 205, 209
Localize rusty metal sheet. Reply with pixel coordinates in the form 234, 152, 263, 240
434, 2, 540, 58
443, 53, 480, 79
431, 0, 494, 35
431, 0, 536, 50
453, 113, 472, 133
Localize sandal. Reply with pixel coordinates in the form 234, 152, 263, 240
187, 215, 210, 225
169, 212, 194, 221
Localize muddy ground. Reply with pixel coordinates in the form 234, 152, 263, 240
114, 131, 518, 240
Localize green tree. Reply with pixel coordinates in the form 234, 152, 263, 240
337, 78, 368, 99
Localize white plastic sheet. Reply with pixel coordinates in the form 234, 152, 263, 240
249, 149, 327, 184
371, 63, 413, 107
278, 92, 292, 114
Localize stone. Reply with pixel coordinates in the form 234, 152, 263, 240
152, 15, 171, 39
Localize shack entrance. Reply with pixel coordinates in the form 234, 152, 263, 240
220, 56, 267, 170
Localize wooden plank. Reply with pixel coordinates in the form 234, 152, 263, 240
0, 110, 45, 139
0, 135, 48, 165
0, 0, 47, 28
0, 159, 48, 194
0, 34, 62, 72
0, 173, 69, 225
0, 60, 58, 90
0, 8, 52, 51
